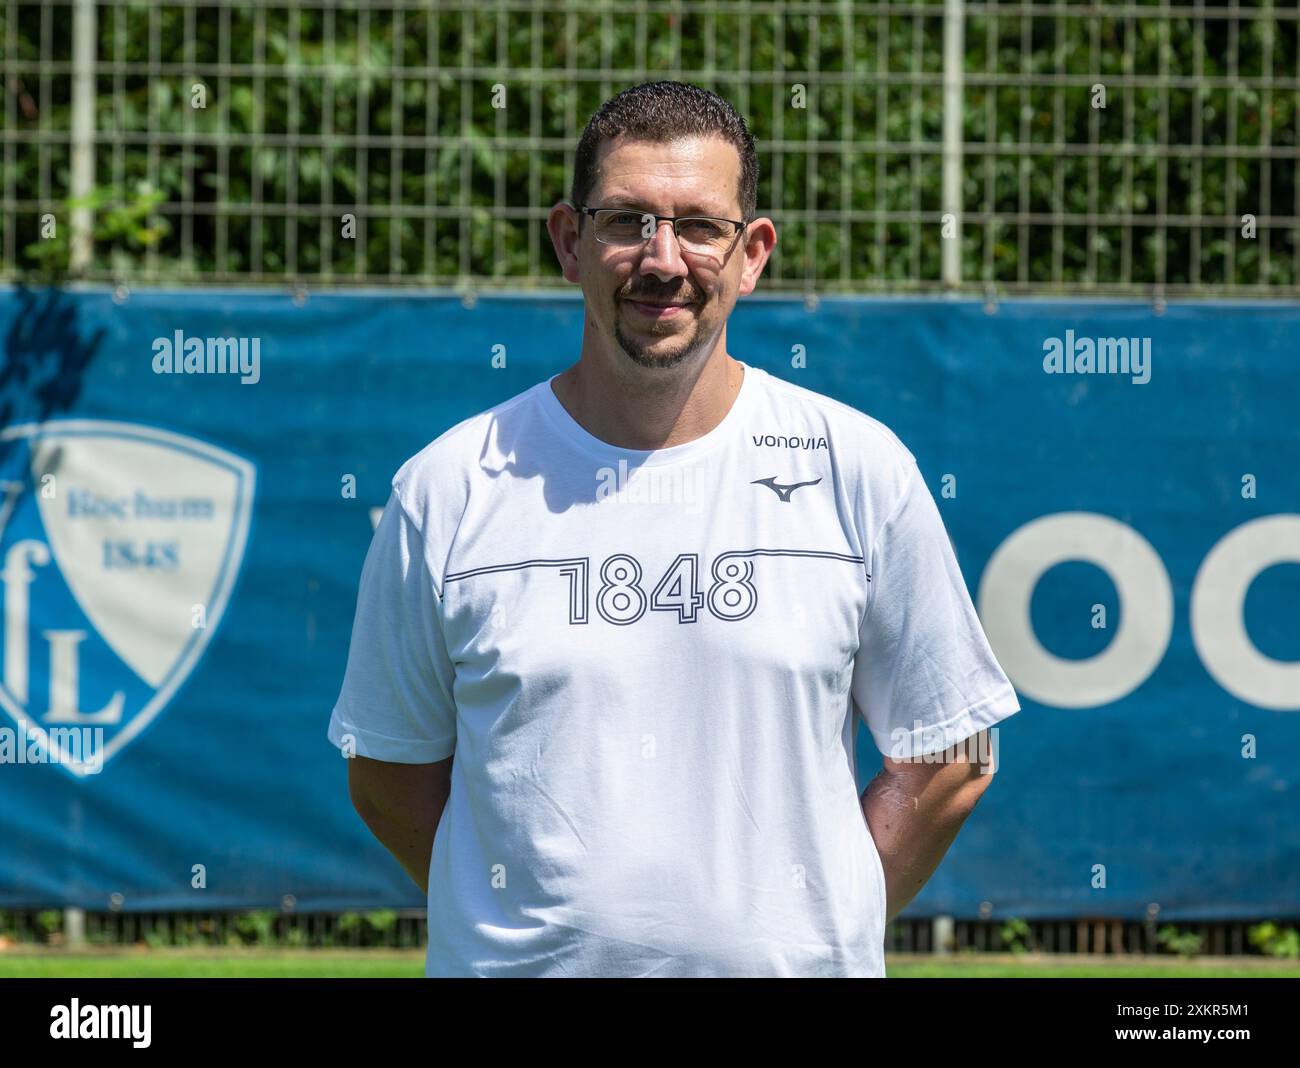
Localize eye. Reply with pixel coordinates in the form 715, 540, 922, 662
681, 219, 727, 240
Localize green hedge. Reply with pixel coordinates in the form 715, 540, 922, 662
2, 3, 1295, 290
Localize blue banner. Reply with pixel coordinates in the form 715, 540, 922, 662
0, 286, 1296, 920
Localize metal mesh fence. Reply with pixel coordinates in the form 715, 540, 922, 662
0, 907, 1289, 956
1, 0, 1297, 295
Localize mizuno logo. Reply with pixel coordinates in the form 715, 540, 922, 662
751, 476, 822, 502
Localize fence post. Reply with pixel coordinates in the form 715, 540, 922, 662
933, 914, 955, 955
70, 0, 97, 274
64, 907, 86, 949
941, 0, 965, 288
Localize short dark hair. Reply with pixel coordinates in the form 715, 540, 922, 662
570, 80, 758, 227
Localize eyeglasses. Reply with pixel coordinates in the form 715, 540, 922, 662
576, 204, 748, 257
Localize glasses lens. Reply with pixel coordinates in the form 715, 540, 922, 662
676, 218, 735, 253
594, 209, 651, 245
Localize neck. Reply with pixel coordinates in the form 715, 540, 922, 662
551, 351, 744, 451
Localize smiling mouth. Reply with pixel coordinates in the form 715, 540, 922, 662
625, 298, 695, 317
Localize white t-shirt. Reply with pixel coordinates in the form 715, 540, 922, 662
328, 360, 1020, 977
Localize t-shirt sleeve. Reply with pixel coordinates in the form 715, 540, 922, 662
326, 488, 458, 763
851, 458, 1020, 759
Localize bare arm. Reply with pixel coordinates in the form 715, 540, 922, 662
860, 729, 997, 923
348, 753, 453, 895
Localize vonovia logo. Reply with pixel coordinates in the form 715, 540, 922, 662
0, 420, 255, 777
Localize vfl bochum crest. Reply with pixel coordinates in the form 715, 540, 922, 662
0, 420, 255, 777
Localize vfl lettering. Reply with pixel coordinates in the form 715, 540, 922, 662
751, 476, 822, 502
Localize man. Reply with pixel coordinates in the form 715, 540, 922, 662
328, 80, 1020, 977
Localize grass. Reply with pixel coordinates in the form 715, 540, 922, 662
0, 948, 427, 978
2, 949, 1298, 978
886, 953, 1300, 978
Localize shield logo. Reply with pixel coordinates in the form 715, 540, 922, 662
0, 420, 255, 777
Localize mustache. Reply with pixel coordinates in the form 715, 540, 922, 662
623, 293, 699, 304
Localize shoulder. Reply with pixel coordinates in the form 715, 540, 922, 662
389, 378, 547, 544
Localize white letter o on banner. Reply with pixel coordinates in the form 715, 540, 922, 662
977, 512, 1174, 709
1191, 514, 1300, 711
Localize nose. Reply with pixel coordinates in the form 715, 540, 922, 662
638, 219, 689, 279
